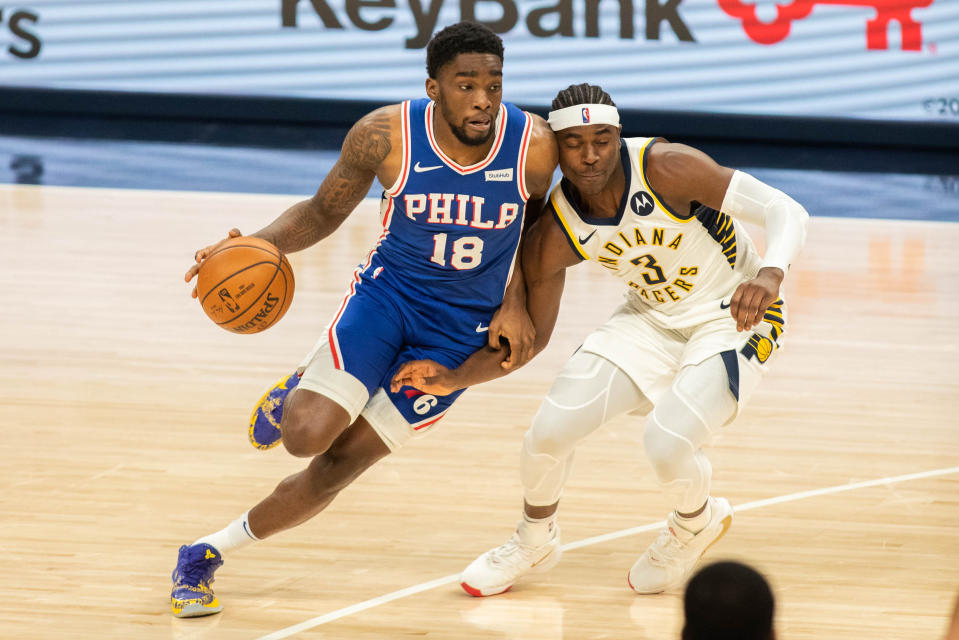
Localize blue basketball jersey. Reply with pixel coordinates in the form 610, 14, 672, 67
323, 98, 535, 428
375, 98, 534, 311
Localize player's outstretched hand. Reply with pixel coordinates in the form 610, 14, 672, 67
184, 228, 242, 298
728, 266, 784, 332
488, 305, 535, 370
390, 359, 458, 396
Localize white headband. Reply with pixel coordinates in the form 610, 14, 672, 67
547, 104, 620, 131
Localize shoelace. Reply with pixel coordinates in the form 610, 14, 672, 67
647, 527, 687, 566
176, 556, 217, 588
488, 536, 541, 569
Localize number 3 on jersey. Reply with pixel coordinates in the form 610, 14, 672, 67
430, 233, 484, 270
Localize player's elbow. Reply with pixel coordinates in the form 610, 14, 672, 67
796, 201, 810, 235
781, 197, 810, 248
531, 331, 553, 358
785, 195, 810, 226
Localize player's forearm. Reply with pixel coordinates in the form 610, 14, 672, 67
446, 308, 558, 393
253, 148, 377, 255
443, 345, 513, 392
501, 255, 528, 314
438, 280, 562, 393
252, 197, 348, 255
501, 194, 549, 313
721, 170, 809, 274
527, 270, 566, 356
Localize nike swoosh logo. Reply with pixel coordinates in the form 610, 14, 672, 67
578, 230, 596, 244
701, 515, 733, 556
414, 161, 443, 173
475, 323, 489, 333
720, 300, 731, 310
530, 549, 553, 568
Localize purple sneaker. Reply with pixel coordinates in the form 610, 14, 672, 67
171, 543, 224, 618
249, 372, 300, 450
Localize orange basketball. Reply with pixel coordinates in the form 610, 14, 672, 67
196, 236, 294, 334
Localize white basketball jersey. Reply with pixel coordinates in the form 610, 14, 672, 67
548, 137, 764, 327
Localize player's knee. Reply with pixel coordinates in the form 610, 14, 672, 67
526, 408, 579, 460
281, 393, 349, 458
521, 428, 560, 475
643, 415, 695, 484
282, 426, 326, 458
526, 428, 570, 461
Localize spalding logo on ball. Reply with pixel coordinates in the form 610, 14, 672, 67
197, 236, 294, 334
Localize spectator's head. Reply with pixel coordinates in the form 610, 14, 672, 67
682, 561, 775, 640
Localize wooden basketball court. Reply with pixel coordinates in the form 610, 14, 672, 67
2, 184, 956, 639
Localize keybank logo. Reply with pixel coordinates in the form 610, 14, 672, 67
282, 0, 935, 52
717, 0, 934, 50
281, 0, 695, 49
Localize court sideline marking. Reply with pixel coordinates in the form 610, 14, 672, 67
256, 465, 959, 640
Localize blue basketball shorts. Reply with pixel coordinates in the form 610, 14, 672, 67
295, 260, 499, 449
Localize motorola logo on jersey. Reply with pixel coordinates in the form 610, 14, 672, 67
717, 0, 933, 50
630, 191, 655, 216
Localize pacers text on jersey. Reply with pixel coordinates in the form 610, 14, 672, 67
598, 226, 701, 305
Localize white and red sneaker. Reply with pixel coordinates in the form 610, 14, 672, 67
461, 523, 561, 597
628, 497, 733, 594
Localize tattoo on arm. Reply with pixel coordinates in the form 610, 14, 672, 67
253, 109, 394, 254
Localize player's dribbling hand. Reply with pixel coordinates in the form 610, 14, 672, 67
488, 305, 535, 370
184, 228, 242, 298
728, 266, 784, 332
390, 359, 458, 396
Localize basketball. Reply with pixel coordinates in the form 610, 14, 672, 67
196, 236, 294, 334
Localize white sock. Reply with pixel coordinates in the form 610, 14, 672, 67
193, 511, 260, 555
518, 512, 557, 547
674, 501, 712, 534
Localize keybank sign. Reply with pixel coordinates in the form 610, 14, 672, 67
2, 1, 953, 123
281, 0, 694, 48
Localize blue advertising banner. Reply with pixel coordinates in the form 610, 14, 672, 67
1, 0, 956, 123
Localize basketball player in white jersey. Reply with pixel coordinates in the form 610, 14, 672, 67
391, 83, 808, 596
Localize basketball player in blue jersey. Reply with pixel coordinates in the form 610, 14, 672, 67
391, 83, 808, 597
169, 22, 557, 618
